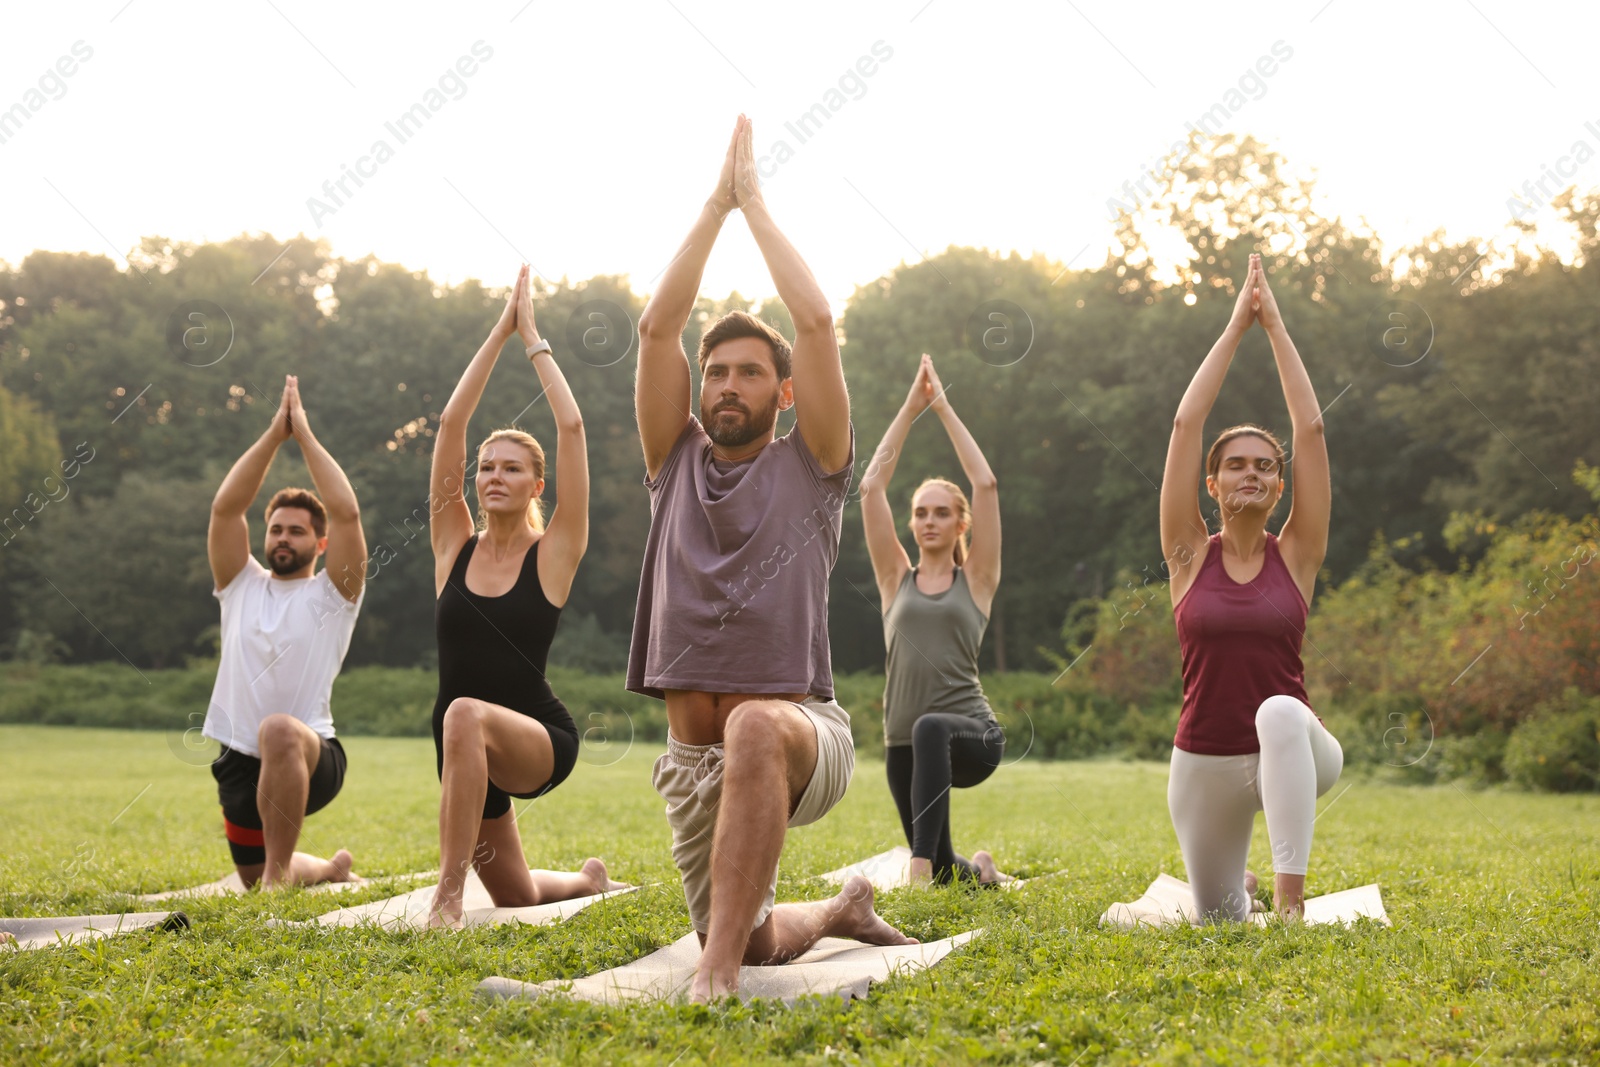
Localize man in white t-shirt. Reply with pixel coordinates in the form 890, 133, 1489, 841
204, 375, 368, 888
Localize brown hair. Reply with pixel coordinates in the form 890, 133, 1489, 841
698, 309, 793, 380
264, 488, 327, 538
1206, 424, 1286, 480
910, 478, 971, 566
476, 428, 546, 533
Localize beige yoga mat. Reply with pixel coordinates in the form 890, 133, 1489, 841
1100, 873, 1390, 928
818, 847, 1045, 891
819, 847, 914, 891
293, 868, 636, 931
479, 928, 982, 1006
0, 911, 188, 951
130, 871, 424, 902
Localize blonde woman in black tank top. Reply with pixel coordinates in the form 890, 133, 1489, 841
425, 265, 624, 928
861, 355, 1011, 886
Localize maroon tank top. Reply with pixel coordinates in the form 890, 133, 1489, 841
1173, 532, 1312, 755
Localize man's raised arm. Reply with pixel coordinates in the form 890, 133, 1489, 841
635, 120, 743, 481
208, 377, 293, 591
283, 376, 367, 605
733, 118, 850, 474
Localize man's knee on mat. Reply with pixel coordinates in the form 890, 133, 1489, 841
723, 701, 790, 756
256, 714, 319, 773
257, 714, 304, 754
723, 700, 817, 801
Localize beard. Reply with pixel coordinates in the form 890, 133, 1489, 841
267, 544, 314, 575
703, 394, 780, 448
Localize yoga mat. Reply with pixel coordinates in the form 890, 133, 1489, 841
291, 868, 636, 931
819, 847, 912, 891
818, 847, 1047, 891
0, 911, 189, 951
1099, 873, 1390, 928
130, 871, 423, 902
478, 928, 983, 1006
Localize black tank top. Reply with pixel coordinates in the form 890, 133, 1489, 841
431, 534, 574, 735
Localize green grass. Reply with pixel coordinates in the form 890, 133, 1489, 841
1, 726, 1597, 1065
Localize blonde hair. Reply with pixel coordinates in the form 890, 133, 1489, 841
475, 428, 546, 533
910, 477, 971, 566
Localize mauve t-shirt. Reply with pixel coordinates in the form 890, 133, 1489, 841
626, 417, 855, 700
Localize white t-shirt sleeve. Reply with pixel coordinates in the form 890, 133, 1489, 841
214, 554, 269, 602
312, 568, 365, 616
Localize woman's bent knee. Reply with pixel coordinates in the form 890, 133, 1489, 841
441, 698, 485, 745
911, 713, 956, 747
1254, 695, 1308, 743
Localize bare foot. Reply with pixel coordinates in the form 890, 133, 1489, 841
426, 888, 464, 931
972, 850, 1014, 885
908, 856, 934, 887
330, 849, 355, 883
1273, 871, 1306, 921
0, 931, 14, 947
689, 969, 730, 1004
580, 857, 629, 894
835, 876, 918, 946
1244, 869, 1259, 896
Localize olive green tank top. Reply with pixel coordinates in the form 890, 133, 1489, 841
882, 567, 997, 746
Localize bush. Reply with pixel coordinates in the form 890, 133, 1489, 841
1505, 692, 1600, 792
547, 612, 631, 674
1431, 731, 1510, 786
0, 661, 214, 730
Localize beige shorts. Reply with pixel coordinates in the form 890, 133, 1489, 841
651, 698, 854, 934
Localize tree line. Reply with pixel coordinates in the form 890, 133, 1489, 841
2, 133, 1597, 678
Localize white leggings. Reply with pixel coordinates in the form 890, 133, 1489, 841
1167, 695, 1343, 921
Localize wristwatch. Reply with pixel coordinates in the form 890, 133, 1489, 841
525, 338, 552, 360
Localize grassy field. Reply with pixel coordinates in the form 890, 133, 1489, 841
1, 726, 1596, 1065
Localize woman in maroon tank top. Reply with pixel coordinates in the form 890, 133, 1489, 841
1158, 253, 1343, 922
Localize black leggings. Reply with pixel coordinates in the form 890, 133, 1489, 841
884, 713, 1004, 884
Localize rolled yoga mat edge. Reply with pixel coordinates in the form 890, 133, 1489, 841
0, 911, 189, 951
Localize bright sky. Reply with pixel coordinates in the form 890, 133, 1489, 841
3, 1, 1596, 304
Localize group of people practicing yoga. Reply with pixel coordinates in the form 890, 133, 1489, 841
198, 116, 1341, 999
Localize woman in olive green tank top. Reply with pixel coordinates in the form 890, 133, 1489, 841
860, 355, 1010, 885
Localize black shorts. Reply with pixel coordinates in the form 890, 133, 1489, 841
431, 701, 580, 821
211, 736, 347, 866
482, 720, 579, 821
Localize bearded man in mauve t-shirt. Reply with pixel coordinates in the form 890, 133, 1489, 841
629, 115, 915, 1002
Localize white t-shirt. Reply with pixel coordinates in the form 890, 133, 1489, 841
202, 555, 364, 756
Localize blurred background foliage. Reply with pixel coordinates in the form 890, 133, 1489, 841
3, 134, 1597, 789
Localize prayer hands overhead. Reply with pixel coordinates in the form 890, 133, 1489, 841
284, 375, 310, 439
733, 114, 764, 212
904, 354, 948, 416
709, 116, 742, 217
271, 376, 295, 442
492, 269, 520, 342
1252, 254, 1284, 331
513, 264, 542, 350
1229, 254, 1261, 334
